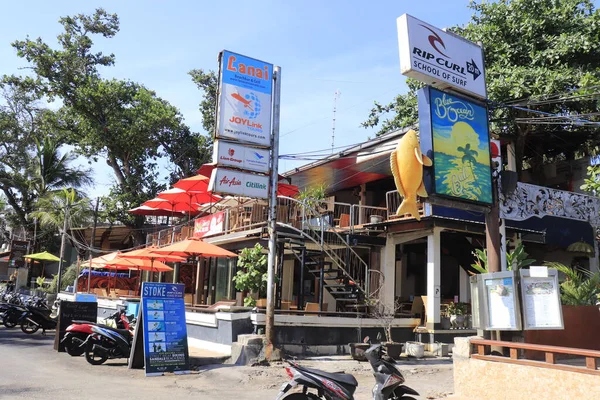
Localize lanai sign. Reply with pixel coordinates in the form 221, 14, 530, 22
397, 14, 487, 99
216, 50, 274, 147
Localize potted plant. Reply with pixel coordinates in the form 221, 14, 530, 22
370, 298, 403, 359
232, 244, 267, 307
448, 302, 468, 329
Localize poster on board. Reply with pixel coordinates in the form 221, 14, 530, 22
481, 271, 522, 331
418, 87, 493, 206
141, 283, 190, 376
520, 267, 564, 330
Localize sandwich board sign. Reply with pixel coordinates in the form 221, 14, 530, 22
140, 283, 190, 376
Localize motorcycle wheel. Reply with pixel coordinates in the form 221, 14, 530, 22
64, 333, 87, 356
84, 342, 108, 365
281, 393, 321, 399
21, 319, 39, 334
2, 315, 17, 328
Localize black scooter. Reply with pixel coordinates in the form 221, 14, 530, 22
1, 303, 28, 328
276, 340, 418, 400
80, 321, 133, 365
20, 305, 57, 334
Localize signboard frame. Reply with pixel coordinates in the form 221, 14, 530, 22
397, 13, 487, 99
215, 50, 274, 148
519, 268, 564, 330
480, 271, 522, 331
418, 86, 493, 209
469, 274, 485, 329
213, 140, 270, 173
54, 301, 98, 352
209, 167, 269, 199
9, 240, 29, 269
141, 282, 190, 376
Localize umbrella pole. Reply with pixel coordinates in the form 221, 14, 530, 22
87, 255, 92, 293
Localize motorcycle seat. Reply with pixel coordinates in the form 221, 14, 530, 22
297, 366, 358, 387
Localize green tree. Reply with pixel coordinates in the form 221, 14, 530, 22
232, 243, 267, 307
31, 188, 92, 231
363, 0, 600, 178
12, 9, 213, 239
188, 69, 218, 134
546, 262, 600, 305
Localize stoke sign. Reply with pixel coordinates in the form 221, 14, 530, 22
397, 14, 486, 99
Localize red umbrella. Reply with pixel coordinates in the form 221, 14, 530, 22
158, 188, 219, 216
142, 197, 201, 215
173, 174, 211, 193
128, 205, 186, 217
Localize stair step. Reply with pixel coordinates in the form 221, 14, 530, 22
308, 269, 340, 274
328, 291, 354, 296
324, 284, 347, 288
334, 298, 361, 302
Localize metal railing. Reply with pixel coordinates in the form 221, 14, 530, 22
350, 204, 388, 228
385, 190, 431, 221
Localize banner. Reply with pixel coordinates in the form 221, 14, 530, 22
193, 212, 225, 238
216, 50, 273, 147
418, 86, 492, 206
141, 283, 190, 376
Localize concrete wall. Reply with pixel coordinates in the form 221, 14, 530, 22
453, 337, 600, 400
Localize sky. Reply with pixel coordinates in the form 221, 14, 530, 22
0, 0, 475, 198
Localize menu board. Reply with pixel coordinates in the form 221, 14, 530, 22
54, 301, 97, 352
520, 268, 564, 330
141, 283, 190, 376
482, 272, 522, 331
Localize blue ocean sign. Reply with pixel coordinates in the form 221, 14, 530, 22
141, 282, 190, 376
418, 86, 492, 206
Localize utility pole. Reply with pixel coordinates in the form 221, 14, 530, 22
331, 90, 341, 153
88, 198, 100, 293
266, 65, 281, 359
56, 205, 69, 293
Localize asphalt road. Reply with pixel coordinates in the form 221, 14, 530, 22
0, 326, 453, 399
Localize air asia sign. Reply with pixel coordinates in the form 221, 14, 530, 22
209, 167, 269, 199
214, 141, 269, 173
216, 50, 273, 147
397, 14, 486, 99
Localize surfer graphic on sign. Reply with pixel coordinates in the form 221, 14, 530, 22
390, 130, 432, 221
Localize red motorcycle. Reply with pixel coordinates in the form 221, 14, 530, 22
61, 309, 133, 356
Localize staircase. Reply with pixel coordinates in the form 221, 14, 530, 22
274, 196, 382, 312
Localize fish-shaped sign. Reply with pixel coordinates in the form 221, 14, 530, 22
390, 129, 432, 221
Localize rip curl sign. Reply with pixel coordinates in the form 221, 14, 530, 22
397, 14, 487, 99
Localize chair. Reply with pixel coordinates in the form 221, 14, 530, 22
398, 296, 424, 318
305, 302, 327, 312
184, 294, 193, 305
280, 300, 291, 310
337, 213, 350, 228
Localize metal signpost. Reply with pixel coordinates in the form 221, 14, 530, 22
210, 50, 280, 357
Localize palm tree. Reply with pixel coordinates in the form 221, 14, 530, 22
457, 143, 478, 179
31, 188, 92, 292
29, 136, 93, 198
546, 262, 600, 306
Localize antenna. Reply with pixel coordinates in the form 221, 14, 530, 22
332, 90, 341, 153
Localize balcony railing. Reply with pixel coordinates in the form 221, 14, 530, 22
385, 190, 432, 221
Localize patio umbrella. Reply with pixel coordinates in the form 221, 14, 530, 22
141, 197, 198, 214
197, 163, 290, 182
151, 237, 237, 258
173, 174, 211, 193
24, 251, 62, 278
158, 188, 220, 210
128, 205, 186, 217
566, 239, 595, 255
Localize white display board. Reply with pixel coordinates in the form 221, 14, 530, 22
397, 14, 487, 99
519, 267, 564, 330
213, 140, 270, 173
481, 271, 522, 331
209, 167, 269, 199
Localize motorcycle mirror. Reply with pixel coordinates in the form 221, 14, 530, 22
363, 336, 370, 344
376, 332, 382, 341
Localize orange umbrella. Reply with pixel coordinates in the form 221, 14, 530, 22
104, 256, 173, 272
151, 237, 237, 258
141, 197, 200, 214
120, 246, 186, 263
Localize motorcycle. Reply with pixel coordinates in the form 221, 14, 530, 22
61, 309, 133, 357
276, 340, 419, 400
2, 303, 28, 328
20, 304, 57, 334
80, 319, 134, 365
